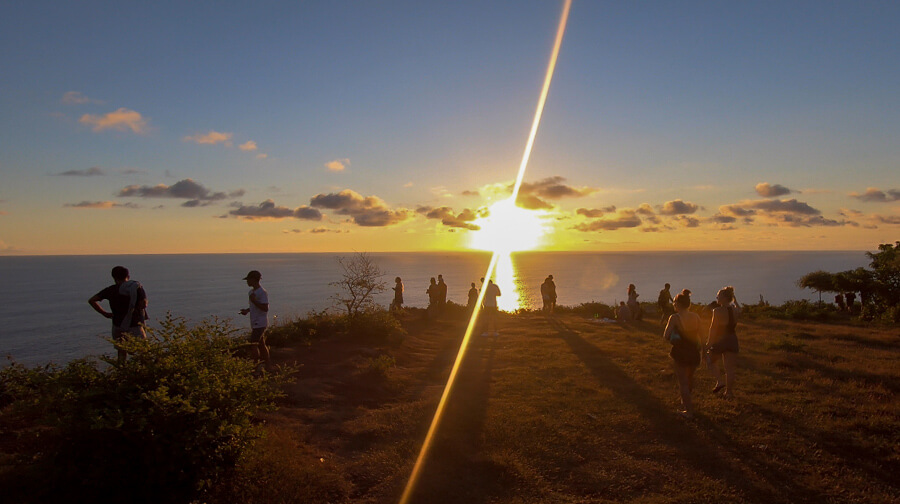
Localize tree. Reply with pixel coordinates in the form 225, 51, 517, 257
797, 270, 836, 302
834, 267, 876, 305
867, 241, 900, 307
330, 252, 386, 318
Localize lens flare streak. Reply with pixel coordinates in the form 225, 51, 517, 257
398, 2, 572, 502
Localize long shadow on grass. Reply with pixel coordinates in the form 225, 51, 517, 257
549, 317, 807, 503
406, 336, 514, 504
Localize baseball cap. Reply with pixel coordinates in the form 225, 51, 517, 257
242, 270, 262, 280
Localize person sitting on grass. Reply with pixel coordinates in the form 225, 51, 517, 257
663, 289, 702, 418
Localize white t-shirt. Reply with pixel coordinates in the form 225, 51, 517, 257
248, 286, 269, 329
483, 283, 501, 308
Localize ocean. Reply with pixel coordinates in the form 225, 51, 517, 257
0, 251, 869, 365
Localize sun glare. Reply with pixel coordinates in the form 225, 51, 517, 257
469, 198, 549, 253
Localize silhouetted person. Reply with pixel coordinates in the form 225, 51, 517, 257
834, 293, 846, 312
390, 277, 404, 312
844, 291, 856, 313
481, 279, 501, 336
615, 301, 632, 323
437, 274, 448, 309
541, 275, 557, 314
706, 286, 740, 400
88, 266, 148, 363
467, 282, 479, 312
239, 270, 269, 369
663, 290, 701, 418
658, 283, 673, 324
426, 277, 438, 318
627, 284, 642, 320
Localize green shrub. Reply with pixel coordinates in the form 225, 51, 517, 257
362, 354, 397, 379
265, 310, 348, 347
0, 315, 293, 504
348, 309, 407, 344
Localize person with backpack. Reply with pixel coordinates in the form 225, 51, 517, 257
88, 265, 148, 363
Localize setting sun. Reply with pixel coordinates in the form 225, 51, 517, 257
468, 199, 550, 253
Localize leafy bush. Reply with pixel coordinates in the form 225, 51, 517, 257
0, 315, 292, 504
362, 354, 397, 379
558, 301, 616, 319
349, 309, 407, 344
265, 310, 348, 347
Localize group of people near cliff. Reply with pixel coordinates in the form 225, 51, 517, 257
89, 266, 271, 370
90, 267, 740, 419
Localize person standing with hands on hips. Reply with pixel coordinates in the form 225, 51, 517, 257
240, 270, 269, 369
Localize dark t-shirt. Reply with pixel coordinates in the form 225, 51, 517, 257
95, 284, 148, 327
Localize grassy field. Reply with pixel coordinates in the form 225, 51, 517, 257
223, 309, 899, 504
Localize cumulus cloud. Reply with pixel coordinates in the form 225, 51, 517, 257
709, 214, 737, 224
635, 203, 655, 216
572, 211, 642, 232
238, 140, 258, 151
576, 206, 616, 218
849, 187, 900, 202
229, 200, 324, 221
515, 193, 554, 210
65, 201, 139, 209
183, 131, 233, 146
416, 206, 481, 230
325, 158, 350, 172
671, 215, 701, 228
755, 182, 793, 197
256, 153, 268, 159
310, 189, 411, 227
519, 176, 598, 200
79, 108, 148, 134
659, 199, 699, 215
54, 166, 105, 177
117, 178, 243, 203
61, 91, 102, 105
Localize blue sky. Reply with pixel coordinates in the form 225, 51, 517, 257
1, 0, 898, 254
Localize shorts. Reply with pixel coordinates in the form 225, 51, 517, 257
708, 333, 739, 354
112, 325, 146, 342
250, 327, 267, 343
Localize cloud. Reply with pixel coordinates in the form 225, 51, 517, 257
576, 206, 616, 218
54, 166, 105, 177
515, 193, 554, 210
849, 187, 900, 203
416, 206, 481, 230
659, 199, 699, 215
79, 108, 148, 133
755, 182, 792, 197
310, 189, 411, 227
256, 153, 268, 159
461, 190, 479, 196
229, 199, 324, 221
572, 211, 642, 232
284, 227, 347, 234
61, 91, 102, 105
872, 214, 900, 225
183, 131, 233, 146
671, 215, 701, 228
118, 178, 243, 203
635, 203, 655, 216
709, 214, 737, 224
238, 140, 258, 151
64, 201, 139, 209
325, 158, 350, 172
519, 176, 598, 200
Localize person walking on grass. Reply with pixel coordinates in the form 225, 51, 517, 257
480, 278, 501, 337
627, 283, 642, 320
88, 266, 149, 363
663, 289, 702, 418
706, 286, 740, 400
467, 282, 479, 313
239, 270, 270, 370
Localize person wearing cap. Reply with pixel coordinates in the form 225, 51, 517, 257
88, 265, 148, 363
239, 270, 269, 368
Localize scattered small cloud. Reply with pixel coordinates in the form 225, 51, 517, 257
183, 131, 233, 147
118, 178, 243, 203
755, 182, 792, 197
659, 199, 699, 215
61, 91, 103, 105
416, 206, 481, 230
64, 201, 140, 209
256, 153, 268, 159
849, 187, 900, 203
576, 206, 616, 218
461, 189, 479, 196
310, 189, 411, 227
404, 182, 414, 188
284, 227, 347, 234
572, 211, 642, 232
229, 199, 323, 221
671, 215, 701, 228
635, 204, 655, 216
120, 168, 146, 175
79, 108, 148, 134
325, 158, 350, 172
53, 166, 105, 177
238, 140, 258, 151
